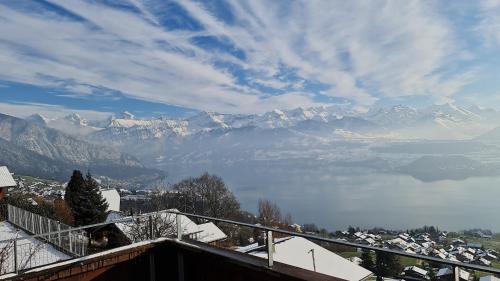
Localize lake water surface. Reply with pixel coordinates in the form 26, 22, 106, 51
167, 163, 500, 232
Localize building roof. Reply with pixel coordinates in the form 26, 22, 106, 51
113, 209, 226, 244
0, 166, 16, 188
436, 267, 470, 280
196, 222, 227, 243
243, 236, 372, 281
480, 276, 500, 281
100, 189, 121, 212
404, 266, 427, 276
0, 221, 69, 273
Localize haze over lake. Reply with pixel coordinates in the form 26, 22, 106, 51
167, 163, 500, 232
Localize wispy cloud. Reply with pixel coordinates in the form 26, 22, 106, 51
0, 0, 479, 113
0, 102, 111, 119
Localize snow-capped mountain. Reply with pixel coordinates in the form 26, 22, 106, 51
0, 113, 163, 185
3, 103, 499, 183
80, 103, 499, 144
366, 105, 419, 127
64, 113, 89, 127
26, 113, 50, 126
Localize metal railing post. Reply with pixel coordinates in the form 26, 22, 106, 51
176, 213, 182, 240
30, 212, 34, 233
38, 215, 42, 236
148, 215, 153, 239
57, 222, 61, 246
267, 230, 273, 267
13, 239, 18, 274
453, 266, 459, 281
69, 231, 73, 254
48, 220, 51, 243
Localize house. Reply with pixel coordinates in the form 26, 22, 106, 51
0, 166, 16, 200
100, 188, 121, 212
436, 267, 471, 281
480, 252, 498, 261
349, 256, 363, 265
456, 252, 474, 263
239, 236, 373, 281
451, 239, 466, 246
467, 243, 482, 249
195, 222, 228, 245
401, 266, 429, 280
476, 257, 491, 266
0, 221, 69, 272
106, 209, 227, 246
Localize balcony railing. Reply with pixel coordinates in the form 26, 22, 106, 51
1, 208, 499, 279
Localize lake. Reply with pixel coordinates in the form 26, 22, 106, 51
165, 161, 500, 232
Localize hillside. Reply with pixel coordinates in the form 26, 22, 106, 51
0, 113, 164, 186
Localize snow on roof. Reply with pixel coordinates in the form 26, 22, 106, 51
404, 266, 427, 276
113, 209, 226, 245
437, 267, 452, 277
100, 189, 120, 212
480, 276, 500, 281
0, 221, 69, 274
0, 166, 16, 188
436, 267, 470, 279
196, 222, 227, 243
236, 242, 259, 253
247, 236, 372, 281
105, 211, 124, 223
114, 210, 199, 242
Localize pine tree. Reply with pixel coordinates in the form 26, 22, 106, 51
64, 170, 108, 226
360, 249, 374, 271
375, 251, 402, 278
64, 170, 85, 222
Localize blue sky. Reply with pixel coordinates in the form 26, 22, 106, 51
1, 0, 500, 119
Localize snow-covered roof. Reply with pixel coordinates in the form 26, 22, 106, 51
480, 276, 500, 281
0, 166, 16, 188
196, 222, 227, 243
404, 266, 427, 276
105, 211, 124, 223
114, 209, 199, 242
100, 189, 120, 212
113, 209, 226, 244
436, 267, 452, 277
0, 221, 69, 274
436, 267, 470, 280
243, 236, 372, 281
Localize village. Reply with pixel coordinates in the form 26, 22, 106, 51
1, 166, 500, 280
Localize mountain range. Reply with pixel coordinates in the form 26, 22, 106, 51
0, 113, 164, 187
3, 103, 500, 185
35, 103, 500, 141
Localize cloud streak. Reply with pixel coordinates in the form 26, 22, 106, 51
0, 0, 480, 113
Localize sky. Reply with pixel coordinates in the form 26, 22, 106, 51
1, 0, 500, 119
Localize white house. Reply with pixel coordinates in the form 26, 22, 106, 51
436, 267, 471, 281
100, 188, 120, 212
239, 236, 372, 281
0, 166, 16, 200
402, 266, 428, 280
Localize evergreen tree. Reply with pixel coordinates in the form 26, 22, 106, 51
360, 249, 374, 271
64, 170, 86, 220
375, 251, 402, 278
64, 170, 108, 226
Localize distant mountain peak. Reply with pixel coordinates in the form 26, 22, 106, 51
121, 111, 135, 120
64, 113, 89, 126
26, 113, 50, 126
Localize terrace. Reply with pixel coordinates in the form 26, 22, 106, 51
1, 207, 500, 281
